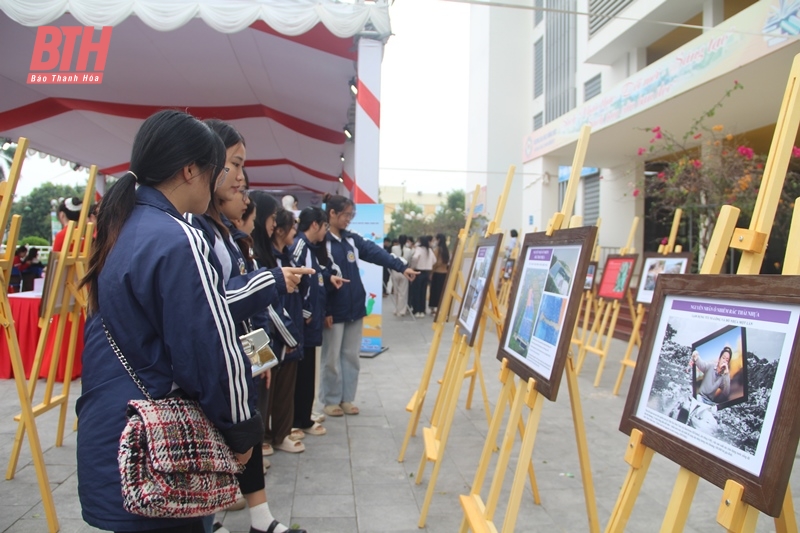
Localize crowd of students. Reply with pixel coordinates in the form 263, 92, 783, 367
74, 111, 420, 533
387, 233, 451, 318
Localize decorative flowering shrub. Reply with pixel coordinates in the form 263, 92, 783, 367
634, 82, 800, 271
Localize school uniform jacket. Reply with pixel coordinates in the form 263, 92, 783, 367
291, 233, 327, 347
76, 186, 266, 531
325, 230, 407, 323
187, 213, 274, 335
271, 245, 305, 361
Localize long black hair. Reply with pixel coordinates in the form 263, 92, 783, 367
322, 193, 354, 218
203, 119, 245, 238
298, 206, 329, 266
435, 233, 450, 265
83, 110, 225, 313
250, 191, 281, 268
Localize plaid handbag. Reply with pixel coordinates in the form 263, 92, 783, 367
103, 321, 245, 518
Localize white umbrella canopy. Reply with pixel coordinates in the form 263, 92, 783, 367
0, 0, 390, 195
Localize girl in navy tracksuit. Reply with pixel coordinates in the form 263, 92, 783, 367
250, 192, 307, 454
77, 110, 267, 533
320, 194, 417, 416
191, 120, 306, 533
290, 207, 340, 435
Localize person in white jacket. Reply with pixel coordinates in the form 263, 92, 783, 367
409, 236, 436, 317
391, 235, 413, 316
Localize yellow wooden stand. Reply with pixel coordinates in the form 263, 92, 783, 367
0, 137, 59, 532
414, 167, 517, 527
604, 52, 800, 533
7, 167, 96, 480
571, 218, 602, 356
575, 216, 639, 386
612, 209, 683, 396
397, 185, 480, 462
460, 124, 600, 533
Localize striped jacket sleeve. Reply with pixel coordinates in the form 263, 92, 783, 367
164, 221, 263, 453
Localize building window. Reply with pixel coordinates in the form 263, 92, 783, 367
588, 0, 634, 37
583, 173, 600, 226
584, 74, 602, 101
544, 0, 576, 122
534, 38, 544, 98
533, 113, 543, 130
535, 0, 543, 26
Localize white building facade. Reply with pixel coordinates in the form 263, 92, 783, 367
470, 0, 800, 255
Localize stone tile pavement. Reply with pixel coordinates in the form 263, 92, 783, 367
0, 305, 798, 532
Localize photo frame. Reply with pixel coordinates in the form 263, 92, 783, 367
583, 261, 598, 291
496, 226, 597, 400
457, 233, 503, 346
635, 252, 692, 305
38, 252, 75, 319
620, 274, 800, 516
597, 254, 638, 301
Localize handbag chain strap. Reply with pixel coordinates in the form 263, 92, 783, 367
101, 319, 154, 401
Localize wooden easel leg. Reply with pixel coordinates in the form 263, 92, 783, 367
774, 487, 797, 533
500, 381, 544, 533
566, 355, 600, 533
56, 308, 82, 446
659, 467, 699, 533
612, 304, 645, 396
397, 322, 448, 462
717, 480, 761, 533
604, 430, 654, 533
418, 336, 471, 528
593, 301, 621, 387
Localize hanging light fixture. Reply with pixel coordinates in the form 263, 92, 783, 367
340, 153, 345, 162
349, 77, 358, 96
344, 126, 352, 139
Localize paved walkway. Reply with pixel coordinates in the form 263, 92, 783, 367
1, 305, 799, 532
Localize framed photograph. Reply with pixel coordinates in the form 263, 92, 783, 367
597, 254, 638, 301
583, 261, 598, 291
457, 233, 503, 346
635, 252, 692, 305
620, 274, 800, 516
496, 226, 597, 400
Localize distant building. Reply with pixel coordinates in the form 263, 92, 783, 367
379, 186, 446, 234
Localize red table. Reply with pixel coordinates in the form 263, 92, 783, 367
0, 292, 83, 382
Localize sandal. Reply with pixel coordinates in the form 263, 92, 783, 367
263, 519, 307, 533
288, 428, 306, 441
340, 402, 360, 415
323, 404, 344, 417
302, 422, 326, 436
274, 436, 305, 453
262, 442, 274, 456
311, 412, 326, 423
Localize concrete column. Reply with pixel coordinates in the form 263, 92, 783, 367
598, 161, 644, 252
354, 37, 384, 203
703, 0, 724, 30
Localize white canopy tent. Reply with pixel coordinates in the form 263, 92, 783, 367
0, 0, 391, 199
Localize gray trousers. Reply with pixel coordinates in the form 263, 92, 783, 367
319, 319, 363, 406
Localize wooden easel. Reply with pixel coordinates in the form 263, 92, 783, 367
460, 124, 600, 533
605, 52, 800, 533
612, 209, 683, 396
7, 167, 96, 479
397, 185, 480, 463
575, 216, 639, 386
414, 167, 516, 527
0, 137, 59, 531
571, 218, 602, 356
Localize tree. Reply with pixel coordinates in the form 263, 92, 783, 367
11, 182, 86, 242
387, 190, 473, 245
0, 142, 17, 181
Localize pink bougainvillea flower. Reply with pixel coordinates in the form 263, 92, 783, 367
792, 146, 800, 158
693, 133, 702, 139
657, 172, 665, 180
632, 188, 640, 197
737, 146, 754, 160
712, 125, 724, 132
691, 159, 702, 168
652, 126, 661, 133
637, 147, 646, 156
654, 131, 663, 139
661, 238, 668, 245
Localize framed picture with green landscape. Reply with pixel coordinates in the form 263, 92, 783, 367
497, 226, 597, 401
